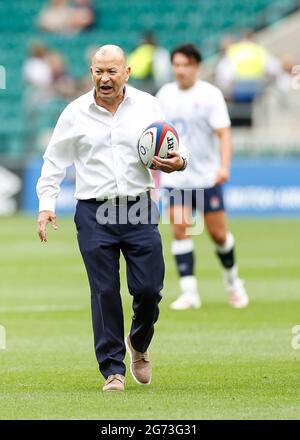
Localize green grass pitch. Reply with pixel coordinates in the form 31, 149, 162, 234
0, 215, 299, 419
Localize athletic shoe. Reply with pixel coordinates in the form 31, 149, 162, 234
125, 335, 151, 385
170, 292, 201, 310
227, 278, 249, 308
102, 374, 125, 392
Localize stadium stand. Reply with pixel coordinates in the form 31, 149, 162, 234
0, 0, 300, 160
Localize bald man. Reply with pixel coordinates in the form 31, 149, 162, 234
36, 45, 187, 392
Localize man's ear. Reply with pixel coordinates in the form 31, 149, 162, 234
90, 66, 96, 84
125, 66, 131, 82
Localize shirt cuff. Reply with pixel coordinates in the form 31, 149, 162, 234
39, 197, 56, 213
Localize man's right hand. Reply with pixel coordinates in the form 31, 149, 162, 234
37, 210, 58, 242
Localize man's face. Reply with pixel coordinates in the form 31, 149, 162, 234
172, 53, 200, 89
90, 53, 130, 104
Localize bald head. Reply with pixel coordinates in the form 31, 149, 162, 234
90, 44, 130, 107
92, 45, 126, 67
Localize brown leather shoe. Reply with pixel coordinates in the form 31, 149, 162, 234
125, 335, 151, 385
102, 374, 125, 392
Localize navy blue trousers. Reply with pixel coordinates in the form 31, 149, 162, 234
74, 196, 164, 379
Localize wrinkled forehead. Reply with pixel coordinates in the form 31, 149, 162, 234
92, 50, 126, 70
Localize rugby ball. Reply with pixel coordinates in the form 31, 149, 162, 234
137, 121, 179, 169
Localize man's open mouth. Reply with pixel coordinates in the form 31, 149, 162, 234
100, 85, 113, 91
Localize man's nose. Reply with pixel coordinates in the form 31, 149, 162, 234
101, 73, 110, 82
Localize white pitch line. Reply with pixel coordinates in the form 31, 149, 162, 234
0, 305, 85, 313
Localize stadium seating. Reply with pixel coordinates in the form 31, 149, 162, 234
0, 0, 299, 159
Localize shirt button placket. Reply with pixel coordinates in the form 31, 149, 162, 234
111, 117, 120, 195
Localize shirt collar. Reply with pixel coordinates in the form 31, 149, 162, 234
88, 85, 134, 111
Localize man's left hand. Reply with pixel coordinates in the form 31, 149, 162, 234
215, 167, 230, 184
151, 151, 184, 173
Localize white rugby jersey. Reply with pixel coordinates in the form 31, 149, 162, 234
156, 80, 231, 189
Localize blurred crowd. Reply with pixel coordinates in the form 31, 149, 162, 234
23, 5, 296, 109
22, 24, 297, 109
214, 30, 296, 102
37, 0, 95, 34
23, 40, 94, 103
21, 0, 298, 149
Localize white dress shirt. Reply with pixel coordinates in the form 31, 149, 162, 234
37, 86, 187, 212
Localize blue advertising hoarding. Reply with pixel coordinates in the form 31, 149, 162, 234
224, 158, 300, 216
22, 159, 76, 215
22, 158, 300, 217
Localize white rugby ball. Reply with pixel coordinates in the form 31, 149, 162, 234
137, 121, 179, 169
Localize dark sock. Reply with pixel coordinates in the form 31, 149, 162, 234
216, 246, 235, 269
175, 251, 194, 277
